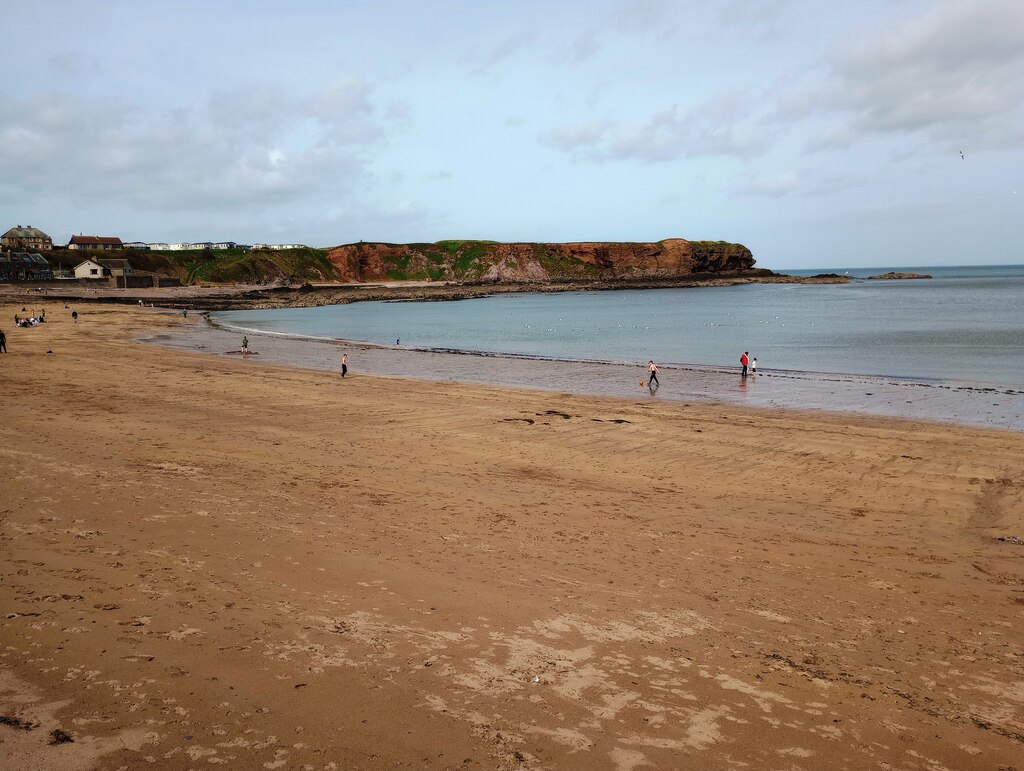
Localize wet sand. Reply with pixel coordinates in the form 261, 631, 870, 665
159, 317, 1024, 432
1, 302, 1023, 770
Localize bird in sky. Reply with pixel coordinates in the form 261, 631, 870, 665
960, 150, 965, 160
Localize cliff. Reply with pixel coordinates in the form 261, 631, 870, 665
44, 239, 756, 286
324, 238, 755, 283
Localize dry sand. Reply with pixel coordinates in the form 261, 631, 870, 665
1, 302, 1022, 770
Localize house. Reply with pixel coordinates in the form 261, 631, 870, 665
68, 234, 124, 251
98, 258, 133, 278
0, 252, 53, 281
72, 257, 134, 280
73, 259, 111, 279
123, 241, 150, 250
2, 225, 53, 251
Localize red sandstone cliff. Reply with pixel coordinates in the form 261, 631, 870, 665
324, 238, 755, 283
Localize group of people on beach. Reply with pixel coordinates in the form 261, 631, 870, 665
740, 351, 758, 377
1, 307, 80, 354
14, 307, 46, 327
645, 351, 759, 391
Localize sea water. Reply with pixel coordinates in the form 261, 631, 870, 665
213, 265, 1024, 388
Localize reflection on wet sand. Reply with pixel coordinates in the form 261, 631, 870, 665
149, 321, 1024, 431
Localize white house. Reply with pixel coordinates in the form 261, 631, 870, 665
73, 259, 110, 279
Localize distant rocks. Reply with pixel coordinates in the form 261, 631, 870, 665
867, 271, 932, 280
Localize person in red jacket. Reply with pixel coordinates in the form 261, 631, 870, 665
740, 351, 749, 377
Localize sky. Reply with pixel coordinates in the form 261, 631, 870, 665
1, 0, 1022, 269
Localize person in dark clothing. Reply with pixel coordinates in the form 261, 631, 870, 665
0, 329, 7, 353
648, 360, 659, 386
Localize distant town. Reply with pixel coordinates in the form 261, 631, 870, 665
0, 224, 308, 285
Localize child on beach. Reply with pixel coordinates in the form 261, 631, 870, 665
751, 357, 757, 374
242, 336, 249, 355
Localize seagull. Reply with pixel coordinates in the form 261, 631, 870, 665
960, 150, 965, 160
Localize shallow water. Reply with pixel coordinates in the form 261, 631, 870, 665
148, 320, 1024, 432
213, 265, 1024, 388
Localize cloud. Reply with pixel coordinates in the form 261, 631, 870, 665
538, 120, 611, 155
0, 78, 390, 211
819, 0, 1024, 150
539, 92, 770, 162
318, 198, 442, 245
47, 52, 98, 76
733, 169, 861, 198
307, 78, 383, 145
568, 29, 604, 63
462, 29, 538, 76
611, 0, 682, 38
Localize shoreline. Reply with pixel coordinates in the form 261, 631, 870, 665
159, 313, 1024, 432
0, 270, 848, 311
2, 301, 1023, 770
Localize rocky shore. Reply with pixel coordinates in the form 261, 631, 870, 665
1, 269, 848, 311
867, 271, 932, 279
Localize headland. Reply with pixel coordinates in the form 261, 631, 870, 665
3, 236, 849, 312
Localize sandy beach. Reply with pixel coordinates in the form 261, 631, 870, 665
1, 301, 1022, 770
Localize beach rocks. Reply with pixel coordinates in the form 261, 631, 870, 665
867, 272, 932, 280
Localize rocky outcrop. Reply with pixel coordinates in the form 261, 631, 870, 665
324, 238, 755, 283
867, 272, 932, 280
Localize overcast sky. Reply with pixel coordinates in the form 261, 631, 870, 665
2, 0, 1022, 268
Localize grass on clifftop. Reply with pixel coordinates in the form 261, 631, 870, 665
177, 247, 335, 284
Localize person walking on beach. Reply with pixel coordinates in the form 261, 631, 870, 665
0, 329, 7, 353
751, 357, 757, 375
648, 360, 659, 386
341, 352, 348, 378
740, 351, 749, 378
241, 336, 249, 355
71, 310, 78, 323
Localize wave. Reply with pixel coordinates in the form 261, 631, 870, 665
205, 313, 1023, 394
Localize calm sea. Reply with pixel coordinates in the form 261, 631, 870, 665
213, 265, 1024, 388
